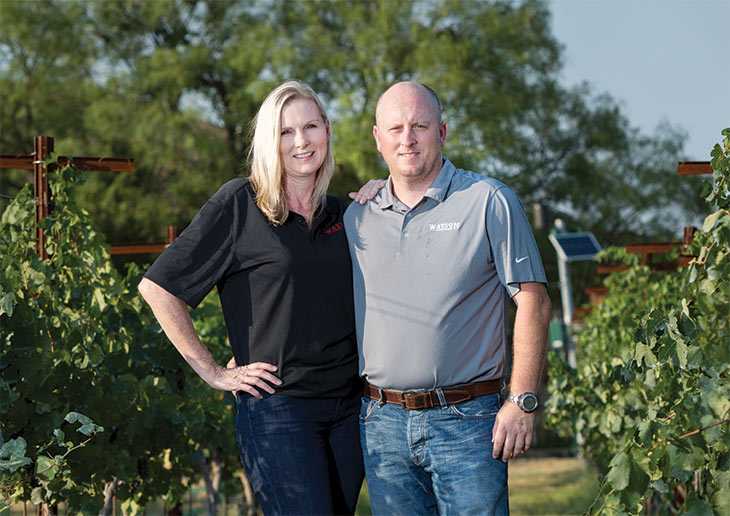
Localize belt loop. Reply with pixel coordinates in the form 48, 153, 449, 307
435, 388, 447, 408
377, 387, 385, 406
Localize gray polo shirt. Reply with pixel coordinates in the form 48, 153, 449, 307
344, 158, 546, 390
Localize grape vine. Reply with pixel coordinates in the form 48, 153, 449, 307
0, 161, 244, 513
546, 129, 730, 514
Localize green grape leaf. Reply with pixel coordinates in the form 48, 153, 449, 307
0, 291, 16, 317
30, 487, 44, 505
36, 456, 57, 480
0, 456, 32, 473
606, 451, 631, 490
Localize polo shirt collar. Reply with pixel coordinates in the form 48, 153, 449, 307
284, 195, 336, 233
424, 158, 456, 203
377, 158, 456, 210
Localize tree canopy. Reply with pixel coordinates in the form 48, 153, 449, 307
1, 0, 709, 305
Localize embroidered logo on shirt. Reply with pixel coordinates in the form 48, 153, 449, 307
428, 222, 461, 232
324, 222, 344, 235
515, 256, 529, 263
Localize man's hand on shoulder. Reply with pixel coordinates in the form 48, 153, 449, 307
491, 401, 535, 462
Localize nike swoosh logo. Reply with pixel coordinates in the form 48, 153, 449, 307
515, 256, 529, 263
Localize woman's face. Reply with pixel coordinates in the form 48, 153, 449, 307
279, 98, 329, 180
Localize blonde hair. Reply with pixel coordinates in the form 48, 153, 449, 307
248, 81, 334, 225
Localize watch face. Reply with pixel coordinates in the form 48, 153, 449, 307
522, 394, 538, 412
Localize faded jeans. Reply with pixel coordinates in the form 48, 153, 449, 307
360, 392, 508, 515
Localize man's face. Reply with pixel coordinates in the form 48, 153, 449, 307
373, 84, 447, 183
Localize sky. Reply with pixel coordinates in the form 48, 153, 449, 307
549, 0, 730, 161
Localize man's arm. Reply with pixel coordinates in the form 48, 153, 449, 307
491, 281, 551, 462
138, 278, 281, 398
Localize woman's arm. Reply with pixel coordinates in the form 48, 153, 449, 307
138, 277, 281, 398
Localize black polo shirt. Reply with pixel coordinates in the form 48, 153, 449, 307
144, 178, 358, 398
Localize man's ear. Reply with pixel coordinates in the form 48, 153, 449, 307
373, 125, 382, 153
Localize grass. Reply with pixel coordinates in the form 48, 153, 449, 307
509, 456, 600, 515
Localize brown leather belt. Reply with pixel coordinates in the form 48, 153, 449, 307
363, 379, 502, 410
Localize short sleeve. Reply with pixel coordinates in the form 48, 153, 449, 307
486, 186, 547, 297
144, 198, 237, 308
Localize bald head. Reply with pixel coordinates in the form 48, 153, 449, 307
375, 82, 442, 126
372, 81, 447, 191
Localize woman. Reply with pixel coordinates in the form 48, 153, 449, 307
139, 81, 371, 515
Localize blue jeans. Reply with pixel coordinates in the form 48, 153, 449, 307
235, 391, 364, 515
360, 392, 508, 515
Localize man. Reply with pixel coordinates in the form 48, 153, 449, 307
344, 81, 551, 515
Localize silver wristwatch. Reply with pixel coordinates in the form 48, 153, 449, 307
507, 392, 539, 413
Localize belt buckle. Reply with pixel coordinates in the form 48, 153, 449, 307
401, 391, 432, 410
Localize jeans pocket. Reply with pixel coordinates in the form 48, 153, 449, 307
447, 394, 501, 420
359, 397, 379, 423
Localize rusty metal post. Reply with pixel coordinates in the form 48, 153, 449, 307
34, 136, 54, 260
678, 226, 698, 268
166, 225, 179, 245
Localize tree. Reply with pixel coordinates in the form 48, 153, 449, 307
1, 0, 705, 255
0, 0, 100, 211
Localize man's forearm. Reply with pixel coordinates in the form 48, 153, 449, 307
509, 282, 551, 394
492, 282, 551, 461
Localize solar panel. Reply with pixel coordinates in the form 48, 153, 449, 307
549, 232, 602, 262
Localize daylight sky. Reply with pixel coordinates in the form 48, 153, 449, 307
550, 0, 730, 161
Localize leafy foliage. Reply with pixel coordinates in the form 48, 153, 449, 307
0, 162, 238, 512
0, 412, 104, 505
546, 129, 730, 514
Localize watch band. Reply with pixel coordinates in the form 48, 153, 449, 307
507, 392, 539, 413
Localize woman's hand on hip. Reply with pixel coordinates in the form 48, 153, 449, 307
216, 359, 281, 398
